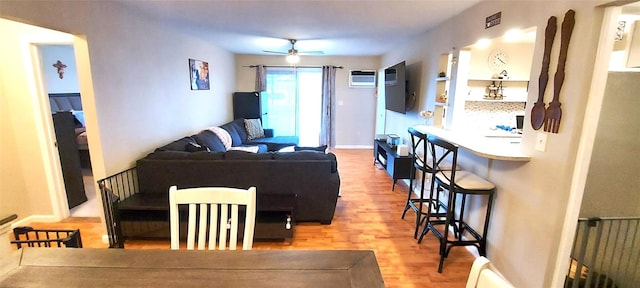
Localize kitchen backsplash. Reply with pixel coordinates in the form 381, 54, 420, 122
462, 101, 525, 131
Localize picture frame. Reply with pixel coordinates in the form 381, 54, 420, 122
189, 59, 210, 90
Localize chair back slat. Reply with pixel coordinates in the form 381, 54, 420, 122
197, 203, 208, 250
427, 134, 459, 188
208, 204, 218, 250
169, 186, 256, 251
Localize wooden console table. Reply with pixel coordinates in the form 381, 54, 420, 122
374, 139, 413, 190
1, 248, 385, 287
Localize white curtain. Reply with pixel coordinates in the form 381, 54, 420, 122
320, 66, 337, 148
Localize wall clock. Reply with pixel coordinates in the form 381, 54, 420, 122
488, 50, 509, 72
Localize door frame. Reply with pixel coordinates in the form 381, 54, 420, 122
550, 5, 622, 286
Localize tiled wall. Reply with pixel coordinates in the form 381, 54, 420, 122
462, 101, 525, 131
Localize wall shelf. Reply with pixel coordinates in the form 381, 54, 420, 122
468, 78, 529, 82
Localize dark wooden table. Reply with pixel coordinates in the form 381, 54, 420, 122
0, 248, 385, 287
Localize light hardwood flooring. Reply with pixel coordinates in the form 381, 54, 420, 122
26, 149, 475, 287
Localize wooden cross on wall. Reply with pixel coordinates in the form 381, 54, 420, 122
53, 60, 67, 79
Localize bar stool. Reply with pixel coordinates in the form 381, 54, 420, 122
418, 134, 496, 273
401, 127, 448, 239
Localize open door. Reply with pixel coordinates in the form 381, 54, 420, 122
52, 112, 87, 208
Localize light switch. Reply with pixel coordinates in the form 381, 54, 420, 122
535, 132, 548, 152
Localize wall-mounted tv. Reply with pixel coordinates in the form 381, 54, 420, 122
384, 61, 407, 114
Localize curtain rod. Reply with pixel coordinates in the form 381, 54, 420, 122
244, 65, 343, 69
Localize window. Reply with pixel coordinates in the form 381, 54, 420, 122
261, 67, 322, 146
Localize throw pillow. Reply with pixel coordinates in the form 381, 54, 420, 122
294, 145, 328, 153
185, 142, 210, 152
192, 130, 226, 152
244, 118, 264, 140
207, 126, 232, 150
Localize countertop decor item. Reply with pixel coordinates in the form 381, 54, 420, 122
544, 9, 575, 133
420, 110, 434, 125
531, 15, 557, 130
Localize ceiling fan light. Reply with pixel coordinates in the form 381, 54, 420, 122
286, 54, 300, 64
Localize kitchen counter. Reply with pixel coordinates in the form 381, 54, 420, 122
412, 125, 530, 161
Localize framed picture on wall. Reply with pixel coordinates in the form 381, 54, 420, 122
189, 59, 210, 90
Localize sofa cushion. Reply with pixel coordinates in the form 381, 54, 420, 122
230, 118, 249, 143
220, 122, 243, 147
192, 130, 226, 152
273, 151, 338, 173
145, 151, 191, 159
244, 136, 299, 152
225, 150, 274, 160
207, 127, 232, 150
155, 136, 196, 152
186, 151, 225, 160
244, 118, 264, 140
294, 145, 327, 153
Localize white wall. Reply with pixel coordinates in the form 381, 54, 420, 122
0, 1, 236, 223
0, 19, 64, 222
381, 1, 603, 287
235, 54, 381, 148
581, 72, 640, 217
39, 45, 80, 93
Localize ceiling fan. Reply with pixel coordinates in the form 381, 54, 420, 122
263, 39, 324, 63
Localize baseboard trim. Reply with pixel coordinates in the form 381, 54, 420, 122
9, 215, 59, 228
334, 145, 373, 149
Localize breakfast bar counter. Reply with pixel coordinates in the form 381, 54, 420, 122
412, 125, 530, 161
1, 248, 385, 287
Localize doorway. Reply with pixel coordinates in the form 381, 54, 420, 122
38, 45, 99, 218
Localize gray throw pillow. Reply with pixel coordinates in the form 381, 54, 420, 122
244, 118, 264, 140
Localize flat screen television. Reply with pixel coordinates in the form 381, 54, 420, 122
384, 61, 407, 114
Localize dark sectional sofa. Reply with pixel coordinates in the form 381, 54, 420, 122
160, 118, 299, 153
135, 149, 340, 224
112, 118, 340, 240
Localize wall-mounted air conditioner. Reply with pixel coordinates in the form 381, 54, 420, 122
349, 70, 376, 88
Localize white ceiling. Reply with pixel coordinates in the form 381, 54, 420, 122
116, 0, 484, 56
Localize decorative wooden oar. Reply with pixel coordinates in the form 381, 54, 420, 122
544, 9, 575, 133
531, 16, 557, 130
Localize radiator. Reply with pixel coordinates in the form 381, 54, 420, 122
565, 217, 640, 288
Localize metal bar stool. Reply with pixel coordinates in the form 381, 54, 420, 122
402, 127, 448, 238
418, 134, 496, 273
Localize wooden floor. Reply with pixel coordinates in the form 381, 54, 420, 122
27, 149, 475, 287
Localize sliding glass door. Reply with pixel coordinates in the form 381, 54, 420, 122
261, 67, 322, 146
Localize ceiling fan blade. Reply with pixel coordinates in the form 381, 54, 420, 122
298, 51, 325, 55
262, 50, 289, 55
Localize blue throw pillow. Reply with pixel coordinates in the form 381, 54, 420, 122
192, 130, 226, 152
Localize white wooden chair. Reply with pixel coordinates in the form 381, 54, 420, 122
466, 256, 515, 288
169, 186, 256, 250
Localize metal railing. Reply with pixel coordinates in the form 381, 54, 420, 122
565, 216, 640, 288
97, 167, 138, 248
